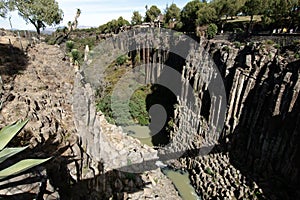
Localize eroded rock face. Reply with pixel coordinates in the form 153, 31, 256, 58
74, 29, 300, 200
0, 41, 182, 199
176, 41, 300, 199
2, 30, 299, 199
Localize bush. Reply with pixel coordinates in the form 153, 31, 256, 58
233, 41, 242, 48
293, 40, 300, 46
116, 54, 128, 66
222, 46, 230, 52
71, 49, 80, 62
134, 54, 141, 66
206, 23, 218, 39
264, 39, 274, 45
66, 40, 75, 53
274, 43, 281, 49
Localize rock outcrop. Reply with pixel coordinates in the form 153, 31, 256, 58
0, 38, 182, 199
76, 28, 300, 200
2, 28, 299, 200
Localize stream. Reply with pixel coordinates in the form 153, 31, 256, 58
123, 125, 200, 200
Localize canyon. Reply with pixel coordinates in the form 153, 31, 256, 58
0, 28, 299, 199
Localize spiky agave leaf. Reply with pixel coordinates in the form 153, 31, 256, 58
0, 120, 29, 151
0, 158, 51, 180
0, 146, 28, 164
0, 120, 51, 180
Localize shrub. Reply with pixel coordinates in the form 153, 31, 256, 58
134, 54, 141, 66
293, 40, 300, 46
116, 54, 128, 66
233, 28, 244, 34
265, 39, 274, 45
206, 23, 218, 39
274, 44, 281, 49
233, 41, 242, 48
66, 40, 75, 53
222, 46, 230, 52
0, 120, 50, 180
71, 49, 80, 62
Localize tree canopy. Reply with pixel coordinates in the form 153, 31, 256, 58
12, 0, 63, 35
181, 0, 204, 32
131, 11, 142, 25
165, 3, 181, 25
145, 5, 161, 22
98, 16, 130, 34
196, 3, 217, 26
0, 0, 7, 17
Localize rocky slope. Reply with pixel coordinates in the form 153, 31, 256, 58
0, 40, 182, 199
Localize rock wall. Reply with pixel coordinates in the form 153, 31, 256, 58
180, 40, 300, 199
74, 28, 300, 199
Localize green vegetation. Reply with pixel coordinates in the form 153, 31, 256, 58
95, 55, 152, 126
131, 11, 142, 26
233, 41, 242, 48
164, 3, 181, 28
98, 16, 130, 34
145, 5, 161, 22
206, 23, 218, 39
129, 86, 151, 125
66, 40, 75, 53
0, 120, 50, 180
116, 54, 128, 66
204, 167, 214, 176
264, 39, 274, 45
8, 0, 63, 36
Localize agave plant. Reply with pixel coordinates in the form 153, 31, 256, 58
0, 120, 50, 180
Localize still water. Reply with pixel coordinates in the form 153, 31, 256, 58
123, 125, 200, 200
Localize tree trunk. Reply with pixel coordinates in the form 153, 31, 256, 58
28, 18, 41, 39
247, 15, 254, 35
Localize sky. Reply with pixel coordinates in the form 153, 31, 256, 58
0, 0, 190, 30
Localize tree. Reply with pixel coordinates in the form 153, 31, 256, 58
131, 11, 142, 25
0, 0, 7, 17
263, 0, 300, 29
13, 0, 63, 36
165, 3, 181, 27
181, 0, 204, 32
0, 0, 14, 18
196, 4, 217, 26
117, 16, 129, 27
54, 8, 80, 44
145, 5, 161, 22
206, 23, 218, 39
68, 8, 81, 33
211, 0, 245, 20
242, 0, 263, 33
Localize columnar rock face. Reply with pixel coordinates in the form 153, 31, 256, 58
74, 29, 300, 199
225, 44, 300, 199
178, 41, 300, 199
